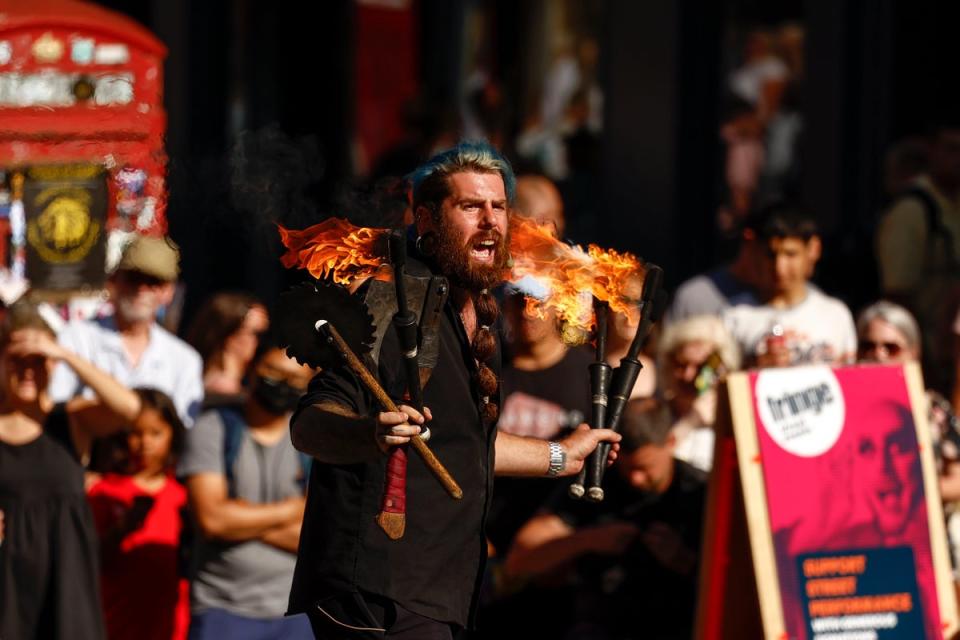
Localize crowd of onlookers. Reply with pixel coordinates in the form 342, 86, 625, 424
476, 139, 960, 639
3, 114, 960, 639
0, 236, 317, 639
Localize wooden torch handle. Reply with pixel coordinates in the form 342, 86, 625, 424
317, 320, 463, 500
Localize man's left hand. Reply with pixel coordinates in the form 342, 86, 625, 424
558, 424, 621, 476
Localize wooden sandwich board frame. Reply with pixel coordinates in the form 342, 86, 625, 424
695, 363, 959, 640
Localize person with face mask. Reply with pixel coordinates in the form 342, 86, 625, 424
49, 235, 204, 427
178, 340, 316, 639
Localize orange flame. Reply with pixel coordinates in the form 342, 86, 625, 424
278, 218, 389, 285
277, 217, 646, 338
508, 217, 645, 333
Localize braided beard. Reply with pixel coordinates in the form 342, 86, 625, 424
468, 289, 500, 423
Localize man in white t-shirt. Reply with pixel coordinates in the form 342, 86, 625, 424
50, 235, 203, 426
723, 204, 856, 367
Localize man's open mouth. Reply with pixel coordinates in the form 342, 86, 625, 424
470, 238, 498, 263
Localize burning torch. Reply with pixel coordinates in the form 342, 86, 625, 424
568, 298, 613, 499
583, 264, 665, 502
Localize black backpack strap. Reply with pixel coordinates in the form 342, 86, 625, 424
902, 186, 956, 266
215, 406, 247, 499
216, 406, 310, 497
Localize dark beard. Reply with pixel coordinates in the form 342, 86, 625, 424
435, 226, 509, 291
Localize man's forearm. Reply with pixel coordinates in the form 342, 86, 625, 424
260, 520, 302, 553
494, 426, 620, 477
61, 349, 140, 421
195, 498, 298, 542
494, 432, 551, 476
291, 402, 381, 465
506, 530, 593, 579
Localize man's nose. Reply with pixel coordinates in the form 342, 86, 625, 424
478, 203, 497, 227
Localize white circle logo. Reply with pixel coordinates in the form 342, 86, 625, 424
755, 366, 845, 457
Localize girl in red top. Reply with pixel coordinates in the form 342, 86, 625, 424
88, 389, 190, 640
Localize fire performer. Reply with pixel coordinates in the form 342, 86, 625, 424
285, 142, 622, 639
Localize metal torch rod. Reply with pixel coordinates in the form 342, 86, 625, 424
569, 299, 612, 499
315, 319, 463, 500
585, 265, 665, 502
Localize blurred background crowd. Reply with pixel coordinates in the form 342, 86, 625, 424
4, 0, 960, 639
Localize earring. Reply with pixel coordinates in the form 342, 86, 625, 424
416, 231, 437, 256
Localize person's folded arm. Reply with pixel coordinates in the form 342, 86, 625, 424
259, 517, 303, 553
505, 512, 639, 580
186, 473, 303, 542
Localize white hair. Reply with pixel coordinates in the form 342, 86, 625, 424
855, 300, 921, 350
657, 314, 742, 376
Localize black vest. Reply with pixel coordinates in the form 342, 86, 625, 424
288, 276, 500, 627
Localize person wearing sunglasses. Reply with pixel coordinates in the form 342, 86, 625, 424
48, 236, 203, 429
856, 301, 920, 364
0, 301, 145, 639
856, 300, 960, 575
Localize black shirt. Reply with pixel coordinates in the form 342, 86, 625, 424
288, 285, 500, 627
487, 346, 593, 555
550, 459, 706, 640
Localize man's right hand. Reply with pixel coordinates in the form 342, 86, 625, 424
375, 404, 432, 453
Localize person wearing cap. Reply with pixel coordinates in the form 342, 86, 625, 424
50, 235, 203, 427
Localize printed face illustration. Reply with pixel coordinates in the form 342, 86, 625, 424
854, 402, 921, 538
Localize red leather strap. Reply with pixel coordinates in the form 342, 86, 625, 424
380, 447, 407, 514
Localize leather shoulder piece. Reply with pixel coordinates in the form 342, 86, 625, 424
363, 267, 449, 370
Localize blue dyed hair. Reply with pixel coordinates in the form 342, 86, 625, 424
409, 140, 516, 216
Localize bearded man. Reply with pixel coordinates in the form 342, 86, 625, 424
50, 235, 203, 427
288, 142, 621, 639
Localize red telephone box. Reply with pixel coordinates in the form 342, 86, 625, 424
0, 0, 167, 294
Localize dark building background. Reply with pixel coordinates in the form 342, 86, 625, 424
93, 0, 960, 326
